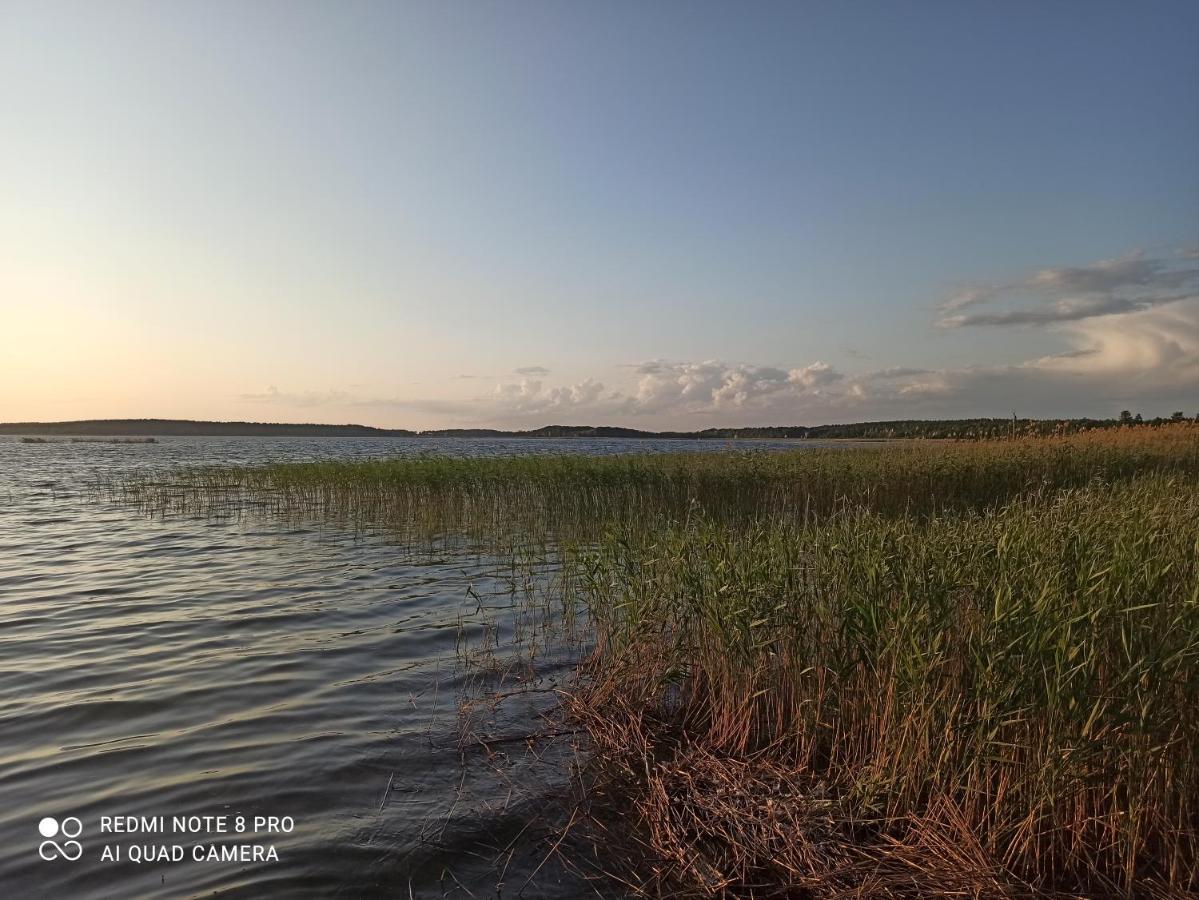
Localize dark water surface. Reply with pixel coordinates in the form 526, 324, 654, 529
0, 435, 807, 898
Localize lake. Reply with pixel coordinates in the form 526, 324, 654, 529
0, 435, 817, 898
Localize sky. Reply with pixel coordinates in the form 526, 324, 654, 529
2, 0, 1198, 429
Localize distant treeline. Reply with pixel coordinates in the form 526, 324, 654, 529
799, 412, 1195, 440
436, 415, 1193, 440
3, 414, 1195, 440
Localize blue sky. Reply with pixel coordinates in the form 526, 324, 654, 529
2, 1, 1197, 427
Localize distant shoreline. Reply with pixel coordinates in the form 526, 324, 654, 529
0, 415, 1157, 441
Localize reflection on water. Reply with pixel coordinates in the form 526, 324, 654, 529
0, 435, 802, 897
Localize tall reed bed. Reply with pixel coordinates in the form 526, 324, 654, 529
111, 424, 1199, 896
572, 476, 1199, 897
113, 424, 1199, 539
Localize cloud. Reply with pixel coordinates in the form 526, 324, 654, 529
862, 367, 932, 379
1026, 251, 1175, 294
513, 365, 551, 376
488, 360, 846, 420
488, 358, 944, 423
1031, 299, 1199, 383
629, 361, 808, 414
788, 361, 842, 388
939, 286, 997, 313
492, 377, 607, 414
891, 297, 1199, 414
937, 250, 1199, 329
942, 294, 1164, 328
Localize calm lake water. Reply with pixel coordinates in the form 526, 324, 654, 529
0, 435, 808, 898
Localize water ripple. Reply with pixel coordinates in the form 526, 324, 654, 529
0, 434, 807, 897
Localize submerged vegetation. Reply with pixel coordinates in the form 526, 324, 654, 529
115, 425, 1199, 897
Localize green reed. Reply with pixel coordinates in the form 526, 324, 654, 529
109, 424, 1199, 895
111, 424, 1199, 541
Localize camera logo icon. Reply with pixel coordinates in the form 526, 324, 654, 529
38, 817, 83, 861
